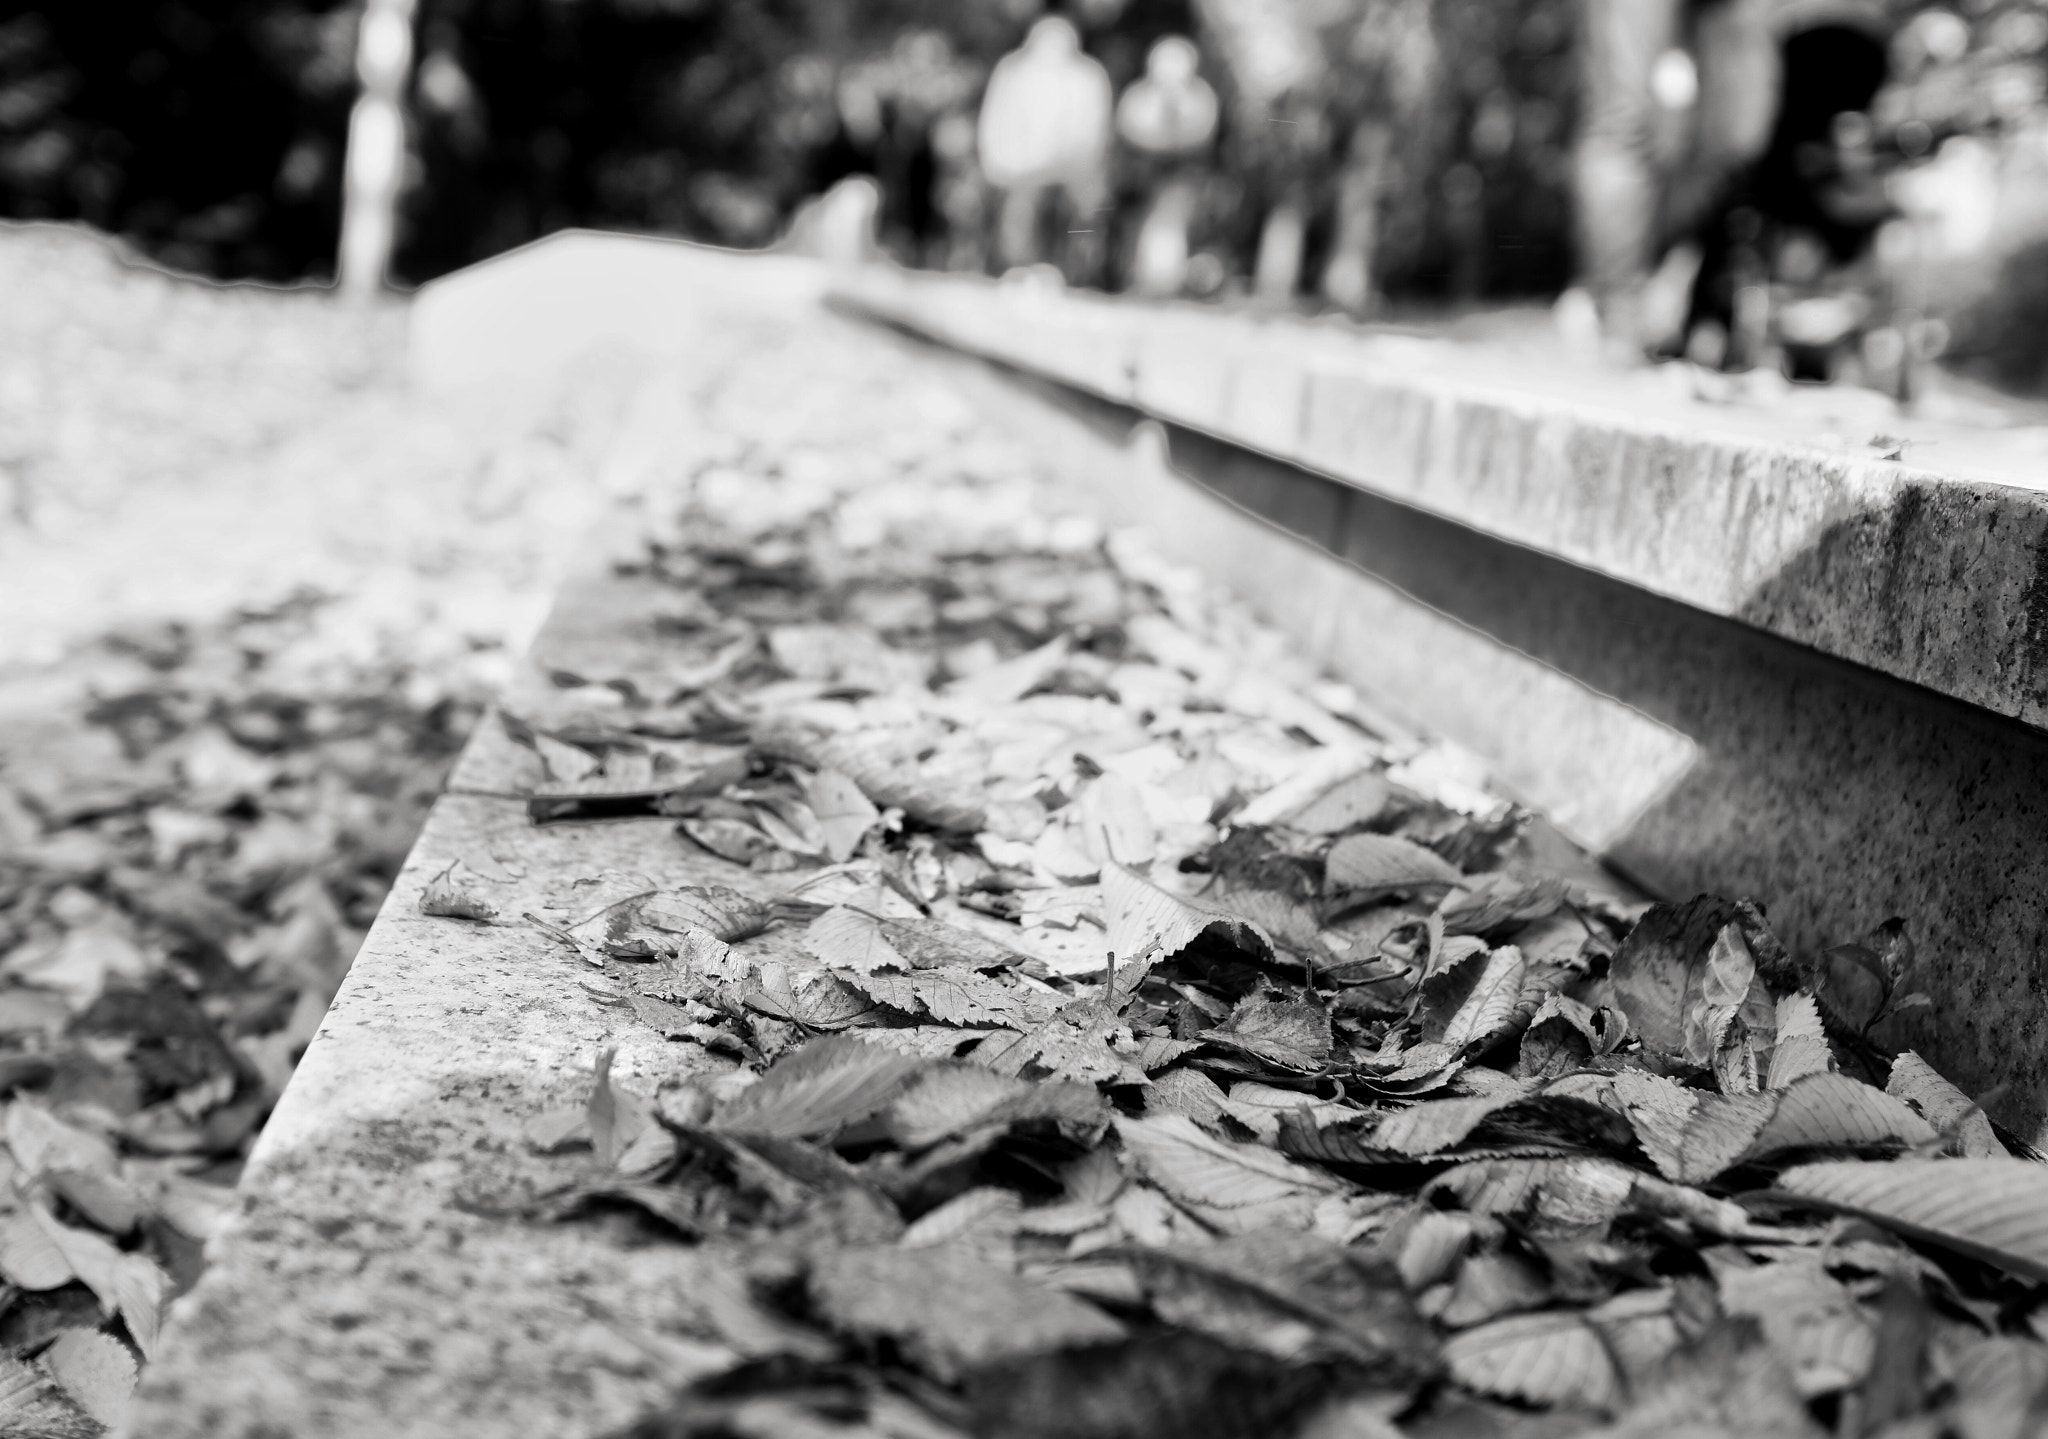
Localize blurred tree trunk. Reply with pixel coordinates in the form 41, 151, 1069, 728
340, 0, 416, 299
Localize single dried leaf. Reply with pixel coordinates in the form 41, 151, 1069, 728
1204, 996, 1332, 1071
44, 1328, 137, 1429
45, 1167, 146, 1234
1518, 993, 1603, 1080
418, 872, 498, 921
974, 1014, 1148, 1087
6, 1099, 118, 1177
807, 1243, 1124, 1383
1886, 1050, 2001, 1158
1322, 834, 1461, 894
1609, 1068, 1699, 1180
0, 1210, 72, 1290
1776, 1158, 2048, 1281
877, 915, 1028, 971
642, 886, 781, 943
798, 767, 880, 863
1433, 1250, 1553, 1329
1439, 945, 1527, 1053
804, 906, 910, 974
838, 967, 1056, 1029
1147, 1067, 1229, 1125
1438, 874, 1566, 937
1102, 862, 1270, 973
1287, 770, 1393, 836
1077, 772, 1157, 868
899, 1188, 1025, 1251
1740, 1073, 1937, 1165
1119, 1230, 1434, 1371
678, 815, 777, 865
1948, 1337, 2048, 1439
1116, 1113, 1346, 1215
1766, 992, 1832, 1090
28, 1205, 169, 1358
1373, 1093, 1527, 1158
714, 1035, 927, 1140
886, 1065, 1033, 1149
1442, 1310, 1622, 1412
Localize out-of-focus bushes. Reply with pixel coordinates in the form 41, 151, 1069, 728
0, 2, 356, 282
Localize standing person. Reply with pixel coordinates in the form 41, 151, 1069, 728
1114, 35, 1219, 296
977, 16, 1115, 283
1571, 0, 1891, 357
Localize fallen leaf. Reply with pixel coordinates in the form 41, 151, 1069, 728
803, 906, 911, 974
1202, 996, 1331, 1071
1101, 862, 1271, 979
1285, 770, 1392, 836
1117, 1230, 1434, 1371
0, 1210, 72, 1290
1731, 1072, 1938, 1170
714, 1035, 927, 1141
1115, 1113, 1345, 1231
27, 1204, 169, 1357
1776, 1158, 2048, 1281
418, 863, 500, 920
44, 1328, 137, 1428
797, 767, 880, 863
1442, 1310, 1621, 1412
1885, 1050, 2001, 1158
1438, 946, 1527, 1054
807, 1243, 1124, 1383
1765, 992, 1831, 1090
1322, 834, 1462, 894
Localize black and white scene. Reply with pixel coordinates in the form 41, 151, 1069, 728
8, 1, 2048, 1435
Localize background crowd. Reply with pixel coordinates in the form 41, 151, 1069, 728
6, 0, 2048, 390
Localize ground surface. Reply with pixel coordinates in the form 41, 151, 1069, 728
0, 222, 625, 1431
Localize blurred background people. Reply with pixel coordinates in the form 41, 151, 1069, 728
977, 15, 1114, 282
1571, 0, 1896, 373
11, 0, 2048, 397
1113, 34, 1216, 295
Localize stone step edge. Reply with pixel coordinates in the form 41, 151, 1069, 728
829, 262, 2048, 734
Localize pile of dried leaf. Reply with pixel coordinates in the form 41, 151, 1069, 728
429, 406, 2048, 1439
0, 595, 483, 1432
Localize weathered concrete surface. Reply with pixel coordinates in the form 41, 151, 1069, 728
411, 230, 827, 397
836, 265, 2048, 732
125, 563, 825, 1439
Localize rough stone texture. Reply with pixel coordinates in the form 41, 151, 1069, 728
123, 582, 758, 1439
836, 266, 2048, 731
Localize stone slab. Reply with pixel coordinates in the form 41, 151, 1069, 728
126, 566, 783, 1439
835, 265, 2048, 732
411, 229, 826, 396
